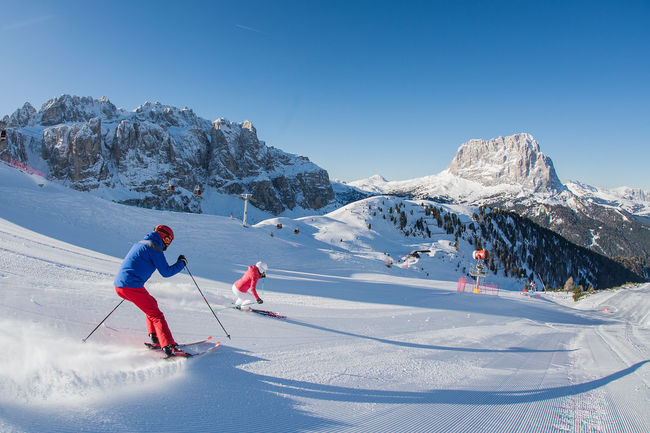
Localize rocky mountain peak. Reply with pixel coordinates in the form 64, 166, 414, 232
242, 120, 256, 133
3, 102, 37, 127
39, 94, 122, 126
446, 133, 564, 193
134, 101, 207, 129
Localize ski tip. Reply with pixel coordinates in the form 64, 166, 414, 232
207, 336, 212, 341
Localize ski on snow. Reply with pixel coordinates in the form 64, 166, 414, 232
145, 336, 221, 358
250, 309, 286, 319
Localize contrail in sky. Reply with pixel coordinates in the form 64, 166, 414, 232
235, 24, 268, 35
3, 15, 56, 31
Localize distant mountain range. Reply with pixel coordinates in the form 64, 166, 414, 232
1, 96, 648, 281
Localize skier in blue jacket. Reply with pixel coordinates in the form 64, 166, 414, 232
114, 225, 188, 357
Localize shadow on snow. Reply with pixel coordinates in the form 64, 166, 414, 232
2, 346, 646, 433
266, 268, 610, 327
256, 359, 649, 405
283, 318, 577, 354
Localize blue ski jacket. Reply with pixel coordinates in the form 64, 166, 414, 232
113, 231, 184, 288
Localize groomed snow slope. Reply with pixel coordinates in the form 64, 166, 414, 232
0, 162, 648, 433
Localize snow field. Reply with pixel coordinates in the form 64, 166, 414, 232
0, 163, 649, 432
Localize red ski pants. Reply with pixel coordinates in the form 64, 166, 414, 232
115, 286, 176, 348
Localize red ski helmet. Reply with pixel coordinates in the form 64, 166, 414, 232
154, 225, 174, 249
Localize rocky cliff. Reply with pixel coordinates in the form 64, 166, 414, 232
446, 133, 565, 193
1, 95, 334, 215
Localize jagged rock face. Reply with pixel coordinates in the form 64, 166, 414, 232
447, 133, 564, 193
1, 95, 334, 214
42, 117, 106, 186
39, 95, 120, 126
4, 102, 38, 127
1, 104, 42, 164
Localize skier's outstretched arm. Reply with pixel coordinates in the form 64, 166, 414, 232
152, 250, 184, 277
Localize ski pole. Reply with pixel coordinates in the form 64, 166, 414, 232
82, 299, 124, 343
184, 264, 231, 339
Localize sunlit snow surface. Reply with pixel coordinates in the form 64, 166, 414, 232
0, 163, 648, 433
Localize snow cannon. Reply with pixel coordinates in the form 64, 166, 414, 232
470, 249, 489, 287
473, 250, 489, 261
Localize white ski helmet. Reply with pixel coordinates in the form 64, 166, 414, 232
256, 261, 268, 275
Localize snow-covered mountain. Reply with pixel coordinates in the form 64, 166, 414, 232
345, 133, 650, 279
349, 133, 566, 202
0, 95, 335, 216
345, 174, 391, 194
349, 133, 649, 214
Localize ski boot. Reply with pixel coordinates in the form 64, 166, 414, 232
145, 333, 161, 350
162, 344, 190, 358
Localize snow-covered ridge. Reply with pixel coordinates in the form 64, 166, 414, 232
566, 180, 650, 218
347, 174, 390, 194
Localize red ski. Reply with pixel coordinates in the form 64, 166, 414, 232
250, 309, 286, 319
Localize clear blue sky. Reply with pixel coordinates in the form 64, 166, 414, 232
2, 0, 649, 189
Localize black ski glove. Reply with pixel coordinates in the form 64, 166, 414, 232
256, 298, 263, 304
177, 255, 187, 266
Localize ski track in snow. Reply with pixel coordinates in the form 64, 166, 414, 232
0, 163, 648, 433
